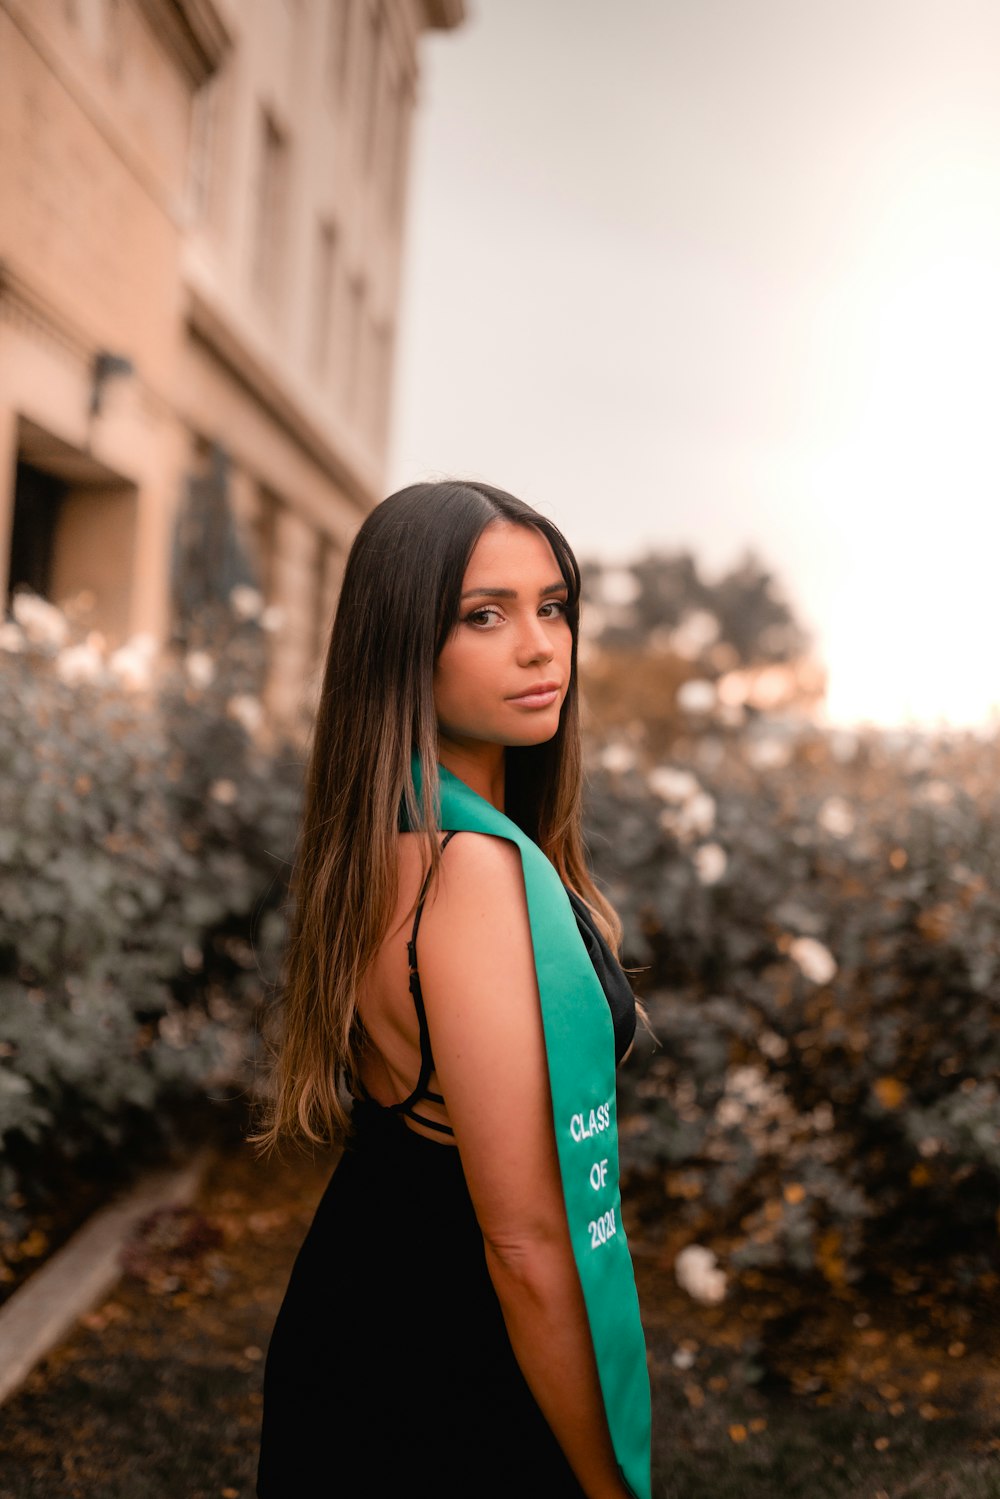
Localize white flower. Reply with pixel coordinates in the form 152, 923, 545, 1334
599, 742, 636, 775
579, 602, 607, 640
648, 766, 700, 803
716, 1097, 746, 1126
56, 642, 104, 686
716, 1059, 791, 1126
129, 632, 159, 660
916, 779, 953, 807
659, 790, 717, 845
12, 591, 69, 647
0, 621, 25, 653
669, 609, 720, 660
685, 791, 717, 838
599, 569, 640, 606
648, 766, 716, 840
185, 650, 215, 688
829, 728, 859, 764
746, 664, 795, 710
230, 584, 264, 621
260, 604, 285, 633
693, 842, 727, 885
789, 935, 837, 985
817, 795, 855, 839
745, 735, 792, 770
674, 1244, 727, 1304
727, 1064, 772, 1104
717, 669, 753, 706
671, 1346, 697, 1370
759, 1029, 789, 1061
209, 777, 238, 805
676, 678, 717, 714
227, 693, 264, 735
108, 645, 152, 690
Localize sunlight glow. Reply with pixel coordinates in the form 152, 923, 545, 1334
810, 164, 1000, 729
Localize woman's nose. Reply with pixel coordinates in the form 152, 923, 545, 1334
516, 615, 555, 664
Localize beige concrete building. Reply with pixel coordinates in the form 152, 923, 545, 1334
0, 0, 463, 721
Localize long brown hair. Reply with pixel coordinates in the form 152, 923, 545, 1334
249, 480, 625, 1154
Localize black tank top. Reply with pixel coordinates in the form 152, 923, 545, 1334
355, 831, 638, 1137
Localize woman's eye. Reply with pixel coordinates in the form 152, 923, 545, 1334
463, 599, 568, 628
464, 606, 505, 627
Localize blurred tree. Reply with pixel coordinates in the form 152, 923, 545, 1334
712, 547, 810, 665
582, 546, 810, 665
170, 442, 257, 648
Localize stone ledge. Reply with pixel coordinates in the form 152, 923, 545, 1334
0, 1147, 214, 1407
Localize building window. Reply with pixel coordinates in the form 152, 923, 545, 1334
310, 220, 339, 381
6, 464, 65, 609
386, 79, 412, 223
312, 531, 335, 664
371, 320, 394, 450
253, 485, 282, 602
358, 3, 381, 170
251, 109, 291, 322
381, 77, 398, 216
188, 67, 229, 229
8, 420, 138, 645
344, 274, 366, 412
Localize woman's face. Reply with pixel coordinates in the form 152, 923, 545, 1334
434, 521, 573, 751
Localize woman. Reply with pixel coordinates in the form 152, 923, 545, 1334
253, 480, 651, 1499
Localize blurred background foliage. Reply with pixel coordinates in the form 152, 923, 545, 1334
0, 589, 302, 1294
577, 550, 998, 1314
1, 549, 998, 1328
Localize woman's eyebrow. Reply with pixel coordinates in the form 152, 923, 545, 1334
460, 580, 569, 600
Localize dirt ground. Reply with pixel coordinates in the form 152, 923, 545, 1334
0, 1128, 997, 1499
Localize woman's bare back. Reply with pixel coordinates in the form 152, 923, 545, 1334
354, 831, 457, 1142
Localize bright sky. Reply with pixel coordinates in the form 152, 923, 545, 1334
389, 0, 1000, 730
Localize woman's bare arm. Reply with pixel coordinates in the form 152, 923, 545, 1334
417, 832, 633, 1499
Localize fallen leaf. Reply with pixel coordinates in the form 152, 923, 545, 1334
873, 1077, 907, 1110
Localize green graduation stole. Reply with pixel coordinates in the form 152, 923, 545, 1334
406, 756, 652, 1499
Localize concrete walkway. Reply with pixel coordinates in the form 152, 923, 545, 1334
0, 1148, 213, 1407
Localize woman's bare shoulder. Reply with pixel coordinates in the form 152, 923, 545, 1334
441, 829, 524, 879
398, 828, 523, 881
419, 830, 530, 938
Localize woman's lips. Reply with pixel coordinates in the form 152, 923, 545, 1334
506, 684, 561, 709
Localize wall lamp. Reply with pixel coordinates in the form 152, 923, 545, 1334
89, 350, 135, 417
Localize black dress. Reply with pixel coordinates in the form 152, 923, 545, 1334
256, 837, 637, 1499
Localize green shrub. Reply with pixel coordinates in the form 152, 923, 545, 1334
586, 723, 1000, 1299
0, 591, 302, 1261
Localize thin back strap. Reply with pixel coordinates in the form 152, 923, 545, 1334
409, 829, 459, 956
403, 830, 459, 1114
361, 829, 458, 1135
